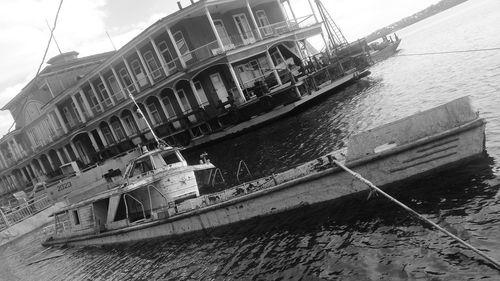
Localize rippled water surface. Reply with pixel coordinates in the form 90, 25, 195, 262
2, 0, 500, 280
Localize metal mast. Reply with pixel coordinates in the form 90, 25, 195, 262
315, 0, 348, 51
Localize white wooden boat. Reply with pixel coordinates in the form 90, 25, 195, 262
42, 96, 486, 247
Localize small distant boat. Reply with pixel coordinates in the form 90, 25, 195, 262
42, 96, 486, 247
369, 38, 402, 63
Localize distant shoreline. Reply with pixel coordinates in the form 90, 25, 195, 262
364, 0, 468, 42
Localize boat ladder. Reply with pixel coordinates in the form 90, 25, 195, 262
236, 160, 252, 183
208, 168, 225, 187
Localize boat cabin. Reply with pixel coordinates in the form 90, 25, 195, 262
51, 146, 214, 238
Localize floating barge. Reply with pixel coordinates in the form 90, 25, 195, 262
42, 96, 486, 247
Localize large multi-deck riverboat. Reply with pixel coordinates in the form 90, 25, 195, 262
0, 0, 370, 204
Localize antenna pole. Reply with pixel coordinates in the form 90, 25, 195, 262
106, 31, 117, 51
45, 19, 62, 54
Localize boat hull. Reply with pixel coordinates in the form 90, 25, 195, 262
370, 39, 401, 63
44, 117, 485, 247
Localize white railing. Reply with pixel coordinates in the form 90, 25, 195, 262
0, 194, 53, 231
258, 15, 316, 39
184, 40, 221, 67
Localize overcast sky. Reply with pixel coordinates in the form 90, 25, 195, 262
0, 0, 440, 138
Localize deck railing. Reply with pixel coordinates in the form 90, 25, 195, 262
0, 194, 53, 231
184, 40, 221, 68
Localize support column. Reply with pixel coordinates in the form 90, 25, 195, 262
131, 110, 146, 132
173, 91, 186, 112
166, 27, 187, 69
266, 49, 282, 85
96, 128, 109, 146
307, 0, 318, 23
62, 146, 72, 162
189, 80, 204, 107
111, 67, 127, 99
12, 139, 23, 157
7, 142, 18, 161
205, 7, 225, 51
285, 0, 298, 23
46, 155, 55, 171
277, 0, 289, 23
37, 159, 47, 175
79, 90, 94, 118
109, 124, 120, 142
89, 82, 105, 112
158, 99, 172, 120
56, 149, 65, 165
246, 0, 262, 40
136, 48, 155, 85
8, 175, 17, 191
275, 46, 286, 66
29, 163, 39, 178
20, 168, 30, 183
71, 95, 86, 123
228, 64, 246, 104
119, 118, 132, 136
70, 142, 81, 161
150, 38, 170, 75
123, 57, 140, 92
143, 105, 156, 126
88, 132, 100, 152
99, 73, 116, 106
295, 41, 304, 60
0, 151, 7, 168
54, 108, 68, 133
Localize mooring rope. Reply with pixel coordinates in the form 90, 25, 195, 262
397, 47, 500, 57
331, 159, 500, 271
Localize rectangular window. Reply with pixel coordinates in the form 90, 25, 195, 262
256, 10, 273, 36
111, 122, 125, 140
157, 41, 176, 71
119, 68, 136, 94
194, 81, 209, 106
176, 89, 192, 113
233, 13, 255, 43
108, 75, 123, 101
44, 118, 55, 138
102, 127, 115, 144
124, 116, 137, 134
71, 101, 82, 123
147, 103, 162, 125
63, 107, 75, 127
173, 31, 192, 61
161, 96, 176, 119
97, 82, 113, 107
213, 19, 232, 47
86, 88, 102, 113
144, 50, 163, 80
72, 210, 80, 225
131, 59, 148, 87
76, 94, 91, 119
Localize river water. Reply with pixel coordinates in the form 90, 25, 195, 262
2, 0, 500, 280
